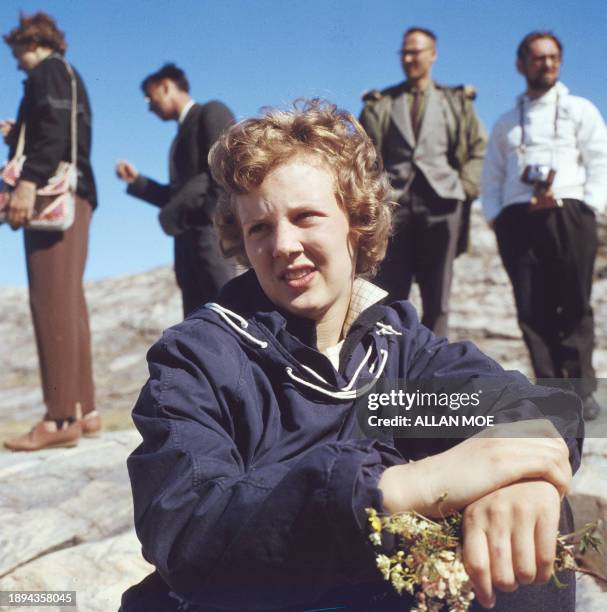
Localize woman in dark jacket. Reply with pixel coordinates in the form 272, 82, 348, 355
122, 101, 581, 611
3, 12, 100, 451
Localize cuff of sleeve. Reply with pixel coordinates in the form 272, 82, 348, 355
326, 441, 402, 575
19, 167, 45, 187
461, 181, 480, 201
127, 174, 148, 196
481, 200, 502, 223
327, 444, 383, 574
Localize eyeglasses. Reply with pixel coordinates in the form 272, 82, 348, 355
528, 53, 561, 64
399, 47, 433, 57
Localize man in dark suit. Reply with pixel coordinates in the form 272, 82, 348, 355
360, 28, 486, 336
117, 63, 235, 316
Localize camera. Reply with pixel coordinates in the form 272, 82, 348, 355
521, 164, 556, 188
521, 164, 561, 211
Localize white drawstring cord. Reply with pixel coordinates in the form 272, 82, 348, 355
376, 322, 402, 336
205, 303, 395, 400
285, 349, 388, 400
369, 357, 377, 375
341, 344, 373, 391
300, 363, 330, 385
205, 303, 268, 349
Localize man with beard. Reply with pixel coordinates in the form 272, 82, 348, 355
360, 27, 486, 337
481, 32, 607, 420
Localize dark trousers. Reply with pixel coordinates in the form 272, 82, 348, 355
24, 197, 95, 420
376, 175, 462, 337
495, 200, 597, 397
174, 225, 236, 317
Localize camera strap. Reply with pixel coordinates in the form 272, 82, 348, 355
518, 89, 560, 160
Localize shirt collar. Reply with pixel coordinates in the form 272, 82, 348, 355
342, 278, 388, 337
178, 99, 195, 124
517, 80, 569, 105
405, 80, 434, 95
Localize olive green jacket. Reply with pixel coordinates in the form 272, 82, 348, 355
359, 81, 487, 200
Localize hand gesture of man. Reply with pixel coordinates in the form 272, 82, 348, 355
115, 160, 139, 184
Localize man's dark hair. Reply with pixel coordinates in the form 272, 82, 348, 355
517, 31, 563, 61
4, 11, 67, 55
141, 63, 190, 94
403, 27, 437, 43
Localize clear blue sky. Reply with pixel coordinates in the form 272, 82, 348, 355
1, 0, 605, 287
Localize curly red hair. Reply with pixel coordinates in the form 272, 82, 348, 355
209, 99, 393, 276
4, 12, 67, 55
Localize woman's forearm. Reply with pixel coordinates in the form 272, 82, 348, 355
378, 420, 572, 517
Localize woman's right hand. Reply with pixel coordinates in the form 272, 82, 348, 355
7, 180, 37, 228
378, 419, 571, 517
462, 479, 562, 609
0, 119, 15, 144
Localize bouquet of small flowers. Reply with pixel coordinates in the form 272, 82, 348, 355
366, 507, 602, 612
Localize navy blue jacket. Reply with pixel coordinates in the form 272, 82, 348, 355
124, 271, 582, 611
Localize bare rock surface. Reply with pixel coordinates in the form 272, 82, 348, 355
0, 206, 605, 608
0, 431, 153, 611
0, 432, 139, 576
1, 530, 151, 612
569, 438, 607, 585
0, 266, 182, 426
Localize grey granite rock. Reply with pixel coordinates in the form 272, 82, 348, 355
0, 530, 153, 612
0, 207, 605, 609
0, 431, 152, 611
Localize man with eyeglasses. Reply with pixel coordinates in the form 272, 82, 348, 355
360, 27, 486, 337
481, 32, 607, 420
116, 63, 235, 316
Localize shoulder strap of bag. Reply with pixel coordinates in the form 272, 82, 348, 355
15, 122, 25, 158
14, 55, 78, 164
62, 58, 78, 166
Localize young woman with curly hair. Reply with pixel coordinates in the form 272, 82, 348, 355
122, 101, 579, 612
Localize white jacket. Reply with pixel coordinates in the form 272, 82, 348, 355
481, 81, 607, 221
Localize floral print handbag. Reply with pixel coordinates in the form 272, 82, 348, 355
0, 58, 77, 231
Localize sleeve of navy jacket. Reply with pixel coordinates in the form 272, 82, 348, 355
127, 300, 583, 609
127, 322, 403, 609
392, 302, 583, 468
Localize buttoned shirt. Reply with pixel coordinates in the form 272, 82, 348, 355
481, 81, 607, 221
